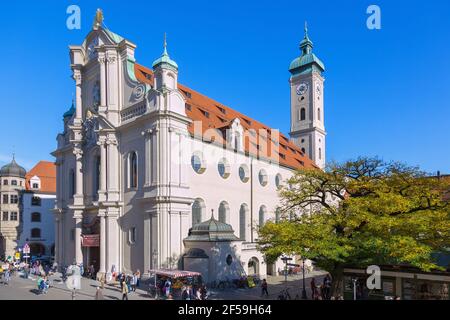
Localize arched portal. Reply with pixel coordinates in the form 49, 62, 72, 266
29, 243, 46, 256
248, 257, 260, 276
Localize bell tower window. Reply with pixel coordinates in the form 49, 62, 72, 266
300, 108, 306, 121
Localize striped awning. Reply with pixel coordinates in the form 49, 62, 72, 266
148, 269, 201, 278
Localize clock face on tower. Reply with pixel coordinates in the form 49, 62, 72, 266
296, 82, 308, 96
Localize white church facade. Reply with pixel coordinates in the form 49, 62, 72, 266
52, 10, 326, 281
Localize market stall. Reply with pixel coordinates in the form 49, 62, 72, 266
148, 269, 203, 299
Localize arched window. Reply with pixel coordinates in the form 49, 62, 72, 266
31, 228, 41, 238
319, 147, 322, 160
239, 204, 248, 241
318, 108, 321, 121
192, 198, 205, 226
129, 152, 138, 188
69, 169, 75, 198
31, 212, 41, 222
94, 156, 101, 193
259, 205, 267, 227
234, 132, 242, 151
301, 147, 306, 154
300, 108, 306, 121
219, 201, 230, 223
275, 208, 281, 223
11, 180, 17, 186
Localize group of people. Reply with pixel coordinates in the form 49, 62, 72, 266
156, 278, 208, 300
118, 270, 141, 300
310, 275, 332, 300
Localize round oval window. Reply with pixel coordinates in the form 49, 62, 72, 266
226, 254, 233, 266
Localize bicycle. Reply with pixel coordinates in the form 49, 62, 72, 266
278, 288, 292, 300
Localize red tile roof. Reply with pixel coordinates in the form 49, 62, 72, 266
134, 64, 317, 170
26, 161, 56, 193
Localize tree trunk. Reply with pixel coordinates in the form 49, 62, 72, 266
330, 265, 344, 298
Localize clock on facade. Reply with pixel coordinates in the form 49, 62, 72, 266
296, 82, 308, 95
87, 37, 99, 60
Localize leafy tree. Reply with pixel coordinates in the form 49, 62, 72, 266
258, 157, 450, 296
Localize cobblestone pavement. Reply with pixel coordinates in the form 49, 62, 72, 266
0, 270, 328, 300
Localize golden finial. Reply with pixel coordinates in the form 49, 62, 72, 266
93, 8, 104, 30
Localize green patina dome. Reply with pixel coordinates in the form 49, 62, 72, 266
0, 156, 26, 178
185, 215, 240, 242
152, 34, 178, 70
63, 102, 75, 119
289, 53, 325, 72
289, 23, 325, 73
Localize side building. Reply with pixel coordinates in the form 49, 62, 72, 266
17, 161, 56, 258
0, 156, 26, 259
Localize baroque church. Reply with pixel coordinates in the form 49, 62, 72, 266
53, 10, 326, 281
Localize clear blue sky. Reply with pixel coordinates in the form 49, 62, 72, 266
0, 0, 449, 173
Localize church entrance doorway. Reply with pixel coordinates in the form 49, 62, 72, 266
248, 257, 260, 276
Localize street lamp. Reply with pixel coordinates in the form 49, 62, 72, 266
352, 278, 358, 300
281, 256, 292, 283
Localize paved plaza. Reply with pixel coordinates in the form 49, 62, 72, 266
0, 270, 327, 300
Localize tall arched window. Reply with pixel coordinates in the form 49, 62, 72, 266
259, 205, 267, 227
275, 208, 281, 223
94, 156, 100, 193
300, 108, 306, 121
129, 152, 138, 188
239, 204, 248, 241
219, 201, 230, 223
192, 198, 205, 226
318, 108, 321, 121
69, 169, 75, 198
31, 212, 41, 222
319, 147, 322, 160
31, 228, 41, 238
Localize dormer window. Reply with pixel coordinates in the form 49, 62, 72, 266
227, 118, 243, 152
30, 176, 41, 190
217, 105, 226, 114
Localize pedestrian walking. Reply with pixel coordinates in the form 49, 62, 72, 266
4, 270, 10, 285
261, 279, 269, 297
131, 273, 137, 292
95, 287, 104, 300
122, 281, 129, 300
323, 274, 332, 300
164, 278, 172, 298
310, 277, 317, 300
135, 269, 141, 288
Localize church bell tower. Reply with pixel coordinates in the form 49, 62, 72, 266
289, 23, 326, 169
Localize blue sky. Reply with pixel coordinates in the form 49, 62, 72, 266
0, 0, 449, 173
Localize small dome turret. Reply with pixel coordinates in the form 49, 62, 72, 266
289, 22, 325, 73
0, 155, 26, 178
152, 33, 178, 70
